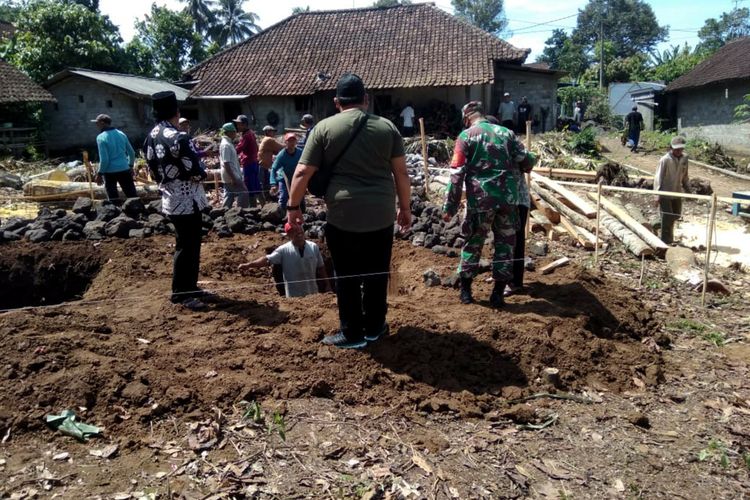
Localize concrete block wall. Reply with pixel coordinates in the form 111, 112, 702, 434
677, 81, 750, 153
494, 69, 558, 132
45, 77, 147, 153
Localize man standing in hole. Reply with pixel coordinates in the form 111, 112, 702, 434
285, 73, 412, 349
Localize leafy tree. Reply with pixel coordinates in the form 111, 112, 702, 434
291, 6, 310, 14
0, 0, 21, 22
648, 44, 707, 83
62, 0, 100, 12
537, 29, 590, 83
697, 7, 750, 54
735, 94, 750, 123
451, 0, 507, 36
9, 0, 127, 82
178, 0, 216, 34
557, 39, 590, 83
572, 0, 667, 59
537, 29, 569, 67
372, 0, 411, 6
209, 0, 259, 47
129, 4, 206, 81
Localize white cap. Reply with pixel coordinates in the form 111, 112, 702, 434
670, 136, 686, 149
504, 92, 510, 97
178, 117, 189, 124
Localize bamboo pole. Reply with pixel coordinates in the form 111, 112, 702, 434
525, 120, 532, 238
701, 193, 718, 307
418, 117, 430, 194
594, 179, 603, 266
556, 180, 747, 205
82, 150, 95, 201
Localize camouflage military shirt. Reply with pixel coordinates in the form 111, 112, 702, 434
443, 120, 534, 216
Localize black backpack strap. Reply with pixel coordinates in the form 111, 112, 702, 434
326, 113, 369, 170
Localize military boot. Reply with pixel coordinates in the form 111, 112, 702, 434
459, 276, 473, 304
489, 281, 506, 308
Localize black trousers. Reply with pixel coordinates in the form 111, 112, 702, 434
169, 210, 203, 302
103, 169, 137, 201
325, 223, 393, 341
512, 205, 529, 287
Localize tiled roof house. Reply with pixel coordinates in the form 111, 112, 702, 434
184, 4, 562, 132
666, 37, 750, 152
0, 61, 55, 105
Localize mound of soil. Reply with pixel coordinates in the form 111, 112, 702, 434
0, 235, 662, 438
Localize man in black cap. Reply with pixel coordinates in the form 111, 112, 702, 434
286, 73, 412, 349
143, 91, 209, 309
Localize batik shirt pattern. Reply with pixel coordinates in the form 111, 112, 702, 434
144, 121, 208, 216
443, 120, 533, 215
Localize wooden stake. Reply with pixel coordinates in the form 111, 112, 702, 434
540, 257, 570, 275
594, 179, 603, 266
418, 117, 430, 194
702, 193, 718, 307
638, 254, 646, 288
82, 150, 95, 201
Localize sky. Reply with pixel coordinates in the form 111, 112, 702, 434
100, 0, 738, 61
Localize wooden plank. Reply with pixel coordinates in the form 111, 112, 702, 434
531, 181, 597, 232
553, 179, 748, 205
530, 192, 560, 223
531, 171, 597, 218
559, 215, 594, 249
587, 192, 669, 256
540, 257, 570, 275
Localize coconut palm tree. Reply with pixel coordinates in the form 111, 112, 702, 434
179, 0, 217, 34
209, 0, 259, 47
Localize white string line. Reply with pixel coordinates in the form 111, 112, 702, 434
0, 255, 531, 314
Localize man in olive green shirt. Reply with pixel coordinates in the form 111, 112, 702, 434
286, 73, 412, 349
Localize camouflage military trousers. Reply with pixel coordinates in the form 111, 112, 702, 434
458, 208, 519, 281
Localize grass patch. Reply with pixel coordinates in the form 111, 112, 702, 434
666, 319, 726, 347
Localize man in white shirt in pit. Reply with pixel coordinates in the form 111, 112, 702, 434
400, 102, 415, 137
497, 92, 516, 130
238, 223, 331, 298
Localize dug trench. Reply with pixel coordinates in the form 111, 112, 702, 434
0, 233, 663, 440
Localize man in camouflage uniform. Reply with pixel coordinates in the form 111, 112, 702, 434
443, 101, 536, 307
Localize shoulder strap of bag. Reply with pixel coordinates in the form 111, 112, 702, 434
325, 113, 369, 171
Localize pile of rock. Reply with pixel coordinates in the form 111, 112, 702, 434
0, 197, 329, 244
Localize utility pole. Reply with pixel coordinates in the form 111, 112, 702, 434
599, 18, 604, 89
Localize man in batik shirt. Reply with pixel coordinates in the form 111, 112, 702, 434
144, 91, 209, 309
443, 101, 536, 308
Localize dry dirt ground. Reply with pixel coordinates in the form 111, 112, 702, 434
0, 221, 749, 499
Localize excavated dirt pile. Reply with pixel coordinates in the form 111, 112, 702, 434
0, 234, 662, 440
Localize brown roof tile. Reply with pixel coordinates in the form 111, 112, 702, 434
186, 4, 529, 97
0, 61, 56, 104
666, 37, 750, 92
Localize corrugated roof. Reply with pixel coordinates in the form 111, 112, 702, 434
0, 61, 56, 104
46, 68, 190, 100
185, 3, 529, 98
666, 37, 750, 92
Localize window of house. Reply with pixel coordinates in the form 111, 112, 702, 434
181, 108, 199, 120
78, 95, 84, 103
54, 103, 59, 111
294, 96, 311, 112
106, 100, 113, 108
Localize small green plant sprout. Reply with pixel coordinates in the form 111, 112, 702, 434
240, 400, 264, 424
268, 411, 286, 441
702, 331, 726, 347
698, 439, 729, 468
